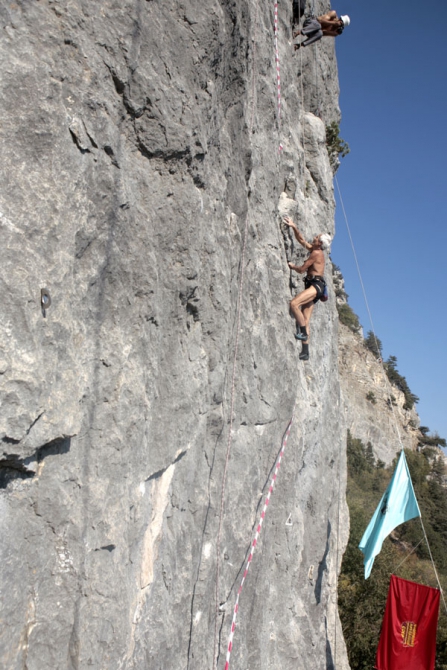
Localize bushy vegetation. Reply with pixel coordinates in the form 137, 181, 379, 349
331, 262, 349, 301
364, 330, 383, 359
326, 121, 350, 171
384, 355, 419, 410
363, 331, 419, 410
336, 286, 419, 411
337, 302, 361, 332
418, 426, 447, 450
339, 433, 447, 670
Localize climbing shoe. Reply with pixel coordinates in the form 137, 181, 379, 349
299, 343, 309, 360
295, 325, 308, 341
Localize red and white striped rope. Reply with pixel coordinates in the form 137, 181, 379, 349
214, 4, 284, 665
212, 3, 261, 666
274, 2, 283, 151
223, 415, 295, 670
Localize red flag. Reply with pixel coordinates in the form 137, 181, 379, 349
376, 575, 440, 670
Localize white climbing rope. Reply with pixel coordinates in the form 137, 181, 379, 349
335, 175, 406, 451
274, 1, 283, 151
212, 1, 261, 667
335, 174, 447, 614
214, 3, 306, 666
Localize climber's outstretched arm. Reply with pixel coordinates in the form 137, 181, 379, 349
283, 216, 312, 250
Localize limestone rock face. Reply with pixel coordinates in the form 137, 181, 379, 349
338, 324, 420, 465
0, 2, 350, 669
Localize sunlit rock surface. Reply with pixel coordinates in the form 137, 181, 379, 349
0, 2, 351, 669
338, 323, 419, 466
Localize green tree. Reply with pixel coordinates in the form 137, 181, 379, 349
326, 121, 350, 171
418, 428, 447, 449
364, 330, 383, 359
384, 355, 419, 410
365, 442, 375, 468
339, 440, 447, 669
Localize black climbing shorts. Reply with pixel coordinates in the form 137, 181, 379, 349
304, 275, 326, 304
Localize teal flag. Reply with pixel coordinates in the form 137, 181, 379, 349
359, 450, 420, 579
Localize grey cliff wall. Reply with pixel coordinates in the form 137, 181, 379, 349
0, 2, 350, 669
338, 324, 419, 466
333, 267, 419, 466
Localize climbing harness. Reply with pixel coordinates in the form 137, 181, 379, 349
224, 415, 296, 670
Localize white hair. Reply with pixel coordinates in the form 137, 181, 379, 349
319, 233, 332, 251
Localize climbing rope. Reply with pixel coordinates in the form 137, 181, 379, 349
296, 9, 341, 663
274, 2, 283, 151
212, 134, 253, 669
212, 1, 261, 667
392, 537, 425, 572
298, 22, 306, 189
419, 516, 447, 613
334, 176, 406, 451
333, 399, 346, 669
334, 174, 447, 613
223, 414, 296, 670
221, 7, 333, 652
213, 2, 303, 665
312, 40, 321, 117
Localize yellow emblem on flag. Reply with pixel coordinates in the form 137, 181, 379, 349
401, 621, 417, 647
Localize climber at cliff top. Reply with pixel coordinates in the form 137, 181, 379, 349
284, 216, 331, 361
293, 10, 350, 49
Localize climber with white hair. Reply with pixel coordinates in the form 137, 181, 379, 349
293, 10, 350, 49
284, 216, 331, 361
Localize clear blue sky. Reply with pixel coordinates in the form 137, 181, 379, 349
330, 0, 447, 440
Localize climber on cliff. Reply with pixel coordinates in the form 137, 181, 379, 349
284, 216, 331, 361
293, 11, 350, 49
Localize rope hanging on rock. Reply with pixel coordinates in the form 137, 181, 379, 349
212, 2, 261, 667
213, 3, 297, 665
334, 175, 406, 451
223, 414, 296, 670
274, 1, 283, 151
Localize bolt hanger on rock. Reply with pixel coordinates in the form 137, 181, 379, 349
41, 288, 51, 317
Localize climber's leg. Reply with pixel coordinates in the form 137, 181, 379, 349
290, 288, 316, 327
291, 291, 316, 342
300, 301, 316, 344
299, 343, 309, 361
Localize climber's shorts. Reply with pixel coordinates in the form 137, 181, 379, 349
301, 18, 323, 46
304, 275, 326, 304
